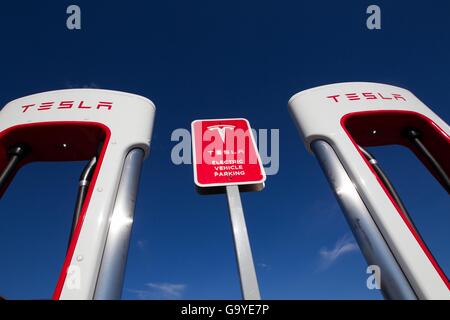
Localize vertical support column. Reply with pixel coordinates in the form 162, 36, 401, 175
311, 140, 416, 300
226, 185, 261, 300
94, 148, 145, 300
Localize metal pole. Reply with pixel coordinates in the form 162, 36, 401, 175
406, 129, 450, 192
94, 148, 145, 300
68, 156, 97, 249
358, 146, 419, 235
0, 145, 27, 191
226, 185, 261, 300
311, 140, 416, 300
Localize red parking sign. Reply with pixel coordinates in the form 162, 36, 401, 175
191, 118, 266, 188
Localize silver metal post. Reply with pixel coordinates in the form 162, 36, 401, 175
311, 140, 416, 300
226, 185, 261, 300
94, 148, 145, 300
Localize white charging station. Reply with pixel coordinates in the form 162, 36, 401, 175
0, 89, 155, 300
289, 82, 450, 299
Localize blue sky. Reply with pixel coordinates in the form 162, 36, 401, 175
0, 1, 449, 299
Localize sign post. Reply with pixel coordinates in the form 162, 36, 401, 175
191, 118, 266, 300
226, 184, 261, 300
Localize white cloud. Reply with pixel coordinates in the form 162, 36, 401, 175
127, 289, 154, 300
257, 263, 271, 270
318, 234, 359, 270
146, 282, 187, 298
127, 282, 187, 300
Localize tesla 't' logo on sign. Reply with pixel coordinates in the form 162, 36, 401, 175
207, 125, 235, 143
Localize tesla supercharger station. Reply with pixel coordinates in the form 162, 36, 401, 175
0, 89, 155, 300
289, 82, 450, 300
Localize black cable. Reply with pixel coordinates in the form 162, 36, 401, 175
360, 143, 447, 283
0, 145, 28, 191
67, 156, 97, 248
358, 146, 419, 234
405, 129, 450, 193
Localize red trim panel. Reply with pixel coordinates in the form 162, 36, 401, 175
341, 110, 450, 289
0, 121, 110, 299
52, 123, 110, 299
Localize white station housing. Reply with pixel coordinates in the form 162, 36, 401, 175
289, 82, 450, 299
0, 89, 156, 299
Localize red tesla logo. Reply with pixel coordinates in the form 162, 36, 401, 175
21, 100, 113, 113
326, 92, 406, 103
